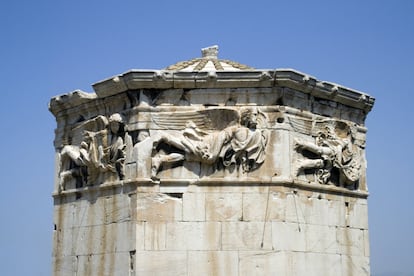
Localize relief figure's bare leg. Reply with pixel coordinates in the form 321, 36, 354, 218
153, 132, 197, 153
295, 159, 324, 175
295, 140, 324, 155
295, 139, 334, 157
60, 147, 81, 168
59, 148, 81, 191
151, 153, 185, 179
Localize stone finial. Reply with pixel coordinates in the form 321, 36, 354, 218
201, 45, 219, 59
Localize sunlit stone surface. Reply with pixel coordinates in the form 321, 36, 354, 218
50, 46, 374, 275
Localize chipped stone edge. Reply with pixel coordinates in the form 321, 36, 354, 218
49, 69, 374, 117
52, 177, 369, 199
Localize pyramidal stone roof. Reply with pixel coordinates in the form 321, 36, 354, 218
165, 45, 253, 71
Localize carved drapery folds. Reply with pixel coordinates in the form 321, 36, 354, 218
51, 51, 374, 276
150, 108, 269, 179
51, 69, 371, 194
55, 102, 367, 193
58, 113, 128, 191
291, 118, 363, 189
56, 107, 271, 191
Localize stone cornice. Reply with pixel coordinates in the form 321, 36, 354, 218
49, 69, 374, 117
52, 177, 369, 200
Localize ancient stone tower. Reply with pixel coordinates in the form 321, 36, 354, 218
50, 46, 374, 275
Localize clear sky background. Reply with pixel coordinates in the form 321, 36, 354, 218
0, 1, 413, 275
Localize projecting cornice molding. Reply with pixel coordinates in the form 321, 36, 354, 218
49, 69, 374, 117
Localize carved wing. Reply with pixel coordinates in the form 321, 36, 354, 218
312, 119, 335, 137
72, 115, 109, 132
341, 157, 361, 182
151, 108, 240, 130
256, 109, 269, 129
313, 119, 354, 139
287, 116, 314, 135
288, 116, 348, 137
64, 115, 109, 146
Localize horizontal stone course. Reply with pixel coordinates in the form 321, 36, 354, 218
206, 193, 243, 221
183, 192, 205, 221
51, 48, 372, 275
222, 221, 273, 250
135, 251, 187, 276
136, 193, 182, 222
55, 221, 137, 256
165, 221, 221, 250
188, 251, 239, 276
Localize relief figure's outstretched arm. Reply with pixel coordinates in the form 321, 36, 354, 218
295, 139, 333, 157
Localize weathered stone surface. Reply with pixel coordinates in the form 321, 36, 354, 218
222, 221, 273, 250
242, 191, 285, 221
337, 226, 365, 256
346, 201, 369, 229
76, 252, 131, 276
52, 256, 77, 275
51, 89, 370, 188
287, 252, 342, 276
51, 46, 374, 275
187, 182, 270, 193
57, 221, 136, 255
272, 222, 338, 254
188, 251, 239, 276
341, 254, 370, 276
272, 221, 305, 251
52, 228, 72, 258
238, 251, 288, 276
135, 222, 145, 250
269, 129, 291, 178
53, 252, 133, 275
135, 251, 187, 276
183, 192, 205, 221
240, 251, 343, 276
206, 193, 243, 221
136, 193, 182, 222
144, 222, 166, 250
165, 222, 221, 250
54, 190, 132, 229
363, 229, 370, 257
284, 191, 349, 227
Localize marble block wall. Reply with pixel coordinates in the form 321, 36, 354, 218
52, 182, 369, 275
50, 47, 374, 275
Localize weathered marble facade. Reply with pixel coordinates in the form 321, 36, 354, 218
50, 46, 374, 275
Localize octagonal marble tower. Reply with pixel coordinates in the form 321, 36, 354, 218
50, 46, 374, 275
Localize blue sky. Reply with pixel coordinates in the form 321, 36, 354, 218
0, 1, 413, 275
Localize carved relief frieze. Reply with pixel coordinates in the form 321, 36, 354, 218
55, 102, 367, 193
52, 82, 371, 194
148, 107, 269, 179
58, 113, 129, 191
290, 116, 363, 189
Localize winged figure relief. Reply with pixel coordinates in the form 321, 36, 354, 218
289, 116, 362, 187
149, 107, 269, 179
58, 114, 127, 191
